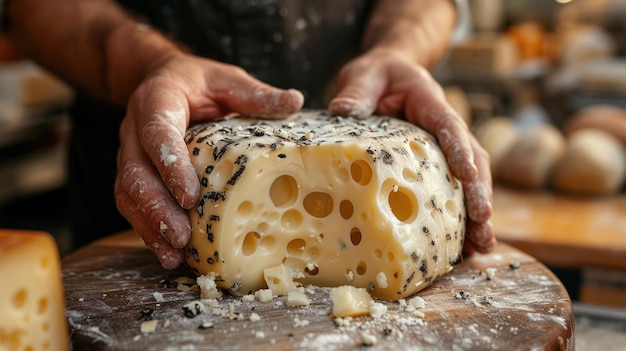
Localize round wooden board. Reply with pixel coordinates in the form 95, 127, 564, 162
62, 231, 574, 350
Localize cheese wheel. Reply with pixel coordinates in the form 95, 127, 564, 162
550, 128, 626, 196
184, 111, 466, 300
0, 230, 69, 351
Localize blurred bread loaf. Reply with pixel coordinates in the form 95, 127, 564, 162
550, 128, 626, 196
475, 117, 519, 175
497, 124, 567, 190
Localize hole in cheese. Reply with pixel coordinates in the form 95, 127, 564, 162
210, 160, 234, 188
374, 249, 383, 259
38, 255, 51, 271
37, 297, 48, 314
270, 175, 298, 207
339, 200, 354, 219
242, 232, 261, 256
350, 227, 362, 246
286, 238, 306, 256
12, 288, 27, 309
387, 251, 395, 262
305, 265, 319, 276
356, 261, 367, 275
350, 160, 372, 185
281, 209, 303, 229
388, 186, 418, 223
402, 168, 419, 182
410, 140, 427, 159
445, 200, 458, 217
303, 192, 334, 218
236, 201, 254, 218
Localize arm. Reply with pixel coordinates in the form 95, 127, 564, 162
7, 0, 176, 105
360, 0, 457, 68
329, 0, 496, 253
7, 0, 304, 268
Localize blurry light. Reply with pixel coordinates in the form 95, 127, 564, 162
555, 0, 573, 3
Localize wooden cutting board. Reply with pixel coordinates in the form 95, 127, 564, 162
62, 231, 574, 351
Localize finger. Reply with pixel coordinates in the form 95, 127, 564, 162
131, 81, 201, 210
328, 64, 384, 118
212, 66, 304, 118
117, 116, 192, 249
466, 219, 496, 254
114, 176, 184, 269
463, 135, 493, 223
404, 80, 478, 182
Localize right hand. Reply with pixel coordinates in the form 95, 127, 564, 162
114, 53, 304, 269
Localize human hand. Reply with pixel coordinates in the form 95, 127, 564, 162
328, 49, 496, 254
114, 54, 304, 269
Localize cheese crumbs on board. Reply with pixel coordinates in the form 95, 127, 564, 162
184, 111, 466, 301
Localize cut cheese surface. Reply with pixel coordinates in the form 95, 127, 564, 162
184, 110, 465, 300
0, 230, 69, 351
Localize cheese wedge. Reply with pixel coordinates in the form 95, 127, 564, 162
184, 111, 465, 300
0, 230, 69, 351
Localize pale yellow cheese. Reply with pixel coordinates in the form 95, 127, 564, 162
329, 285, 372, 318
0, 230, 68, 351
184, 111, 466, 300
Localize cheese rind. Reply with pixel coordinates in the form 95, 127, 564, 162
0, 230, 69, 351
184, 111, 465, 300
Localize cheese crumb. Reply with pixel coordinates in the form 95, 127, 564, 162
286, 290, 311, 307
408, 296, 425, 309
197, 274, 223, 299
249, 313, 261, 322
242, 294, 255, 302
484, 267, 497, 280
255, 289, 274, 303
153, 291, 164, 302
369, 301, 388, 319
360, 331, 378, 346
140, 320, 158, 333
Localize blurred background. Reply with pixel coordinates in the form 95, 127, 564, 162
1, 0, 626, 348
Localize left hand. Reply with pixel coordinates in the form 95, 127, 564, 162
329, 49, 496, 254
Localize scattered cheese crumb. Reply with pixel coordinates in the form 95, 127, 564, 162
153, 291, 164, 303
197, 274, 223, 299
255, 289, 274, 303
293, 317, 310, 328
286, 290, 311, 307
408, 296, 425, 309
242, 294, 255, 302
140, 320, 158, 333
484, 267, 497, 280
249, 313, 261, 322
369, 301, 388, 319
360, 331, 378, 346
182, 300, 206, 318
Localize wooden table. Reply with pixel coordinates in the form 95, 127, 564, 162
492, 185, 626, 307
63, 231, 574, 351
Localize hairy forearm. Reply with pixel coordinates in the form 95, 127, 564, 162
7, 0, 183, 105
362, 0, 456, 68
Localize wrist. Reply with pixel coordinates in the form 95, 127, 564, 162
361, 0, 456, 68
105, 20, 185, 105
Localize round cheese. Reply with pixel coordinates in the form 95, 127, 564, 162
183, 110, 466, 300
